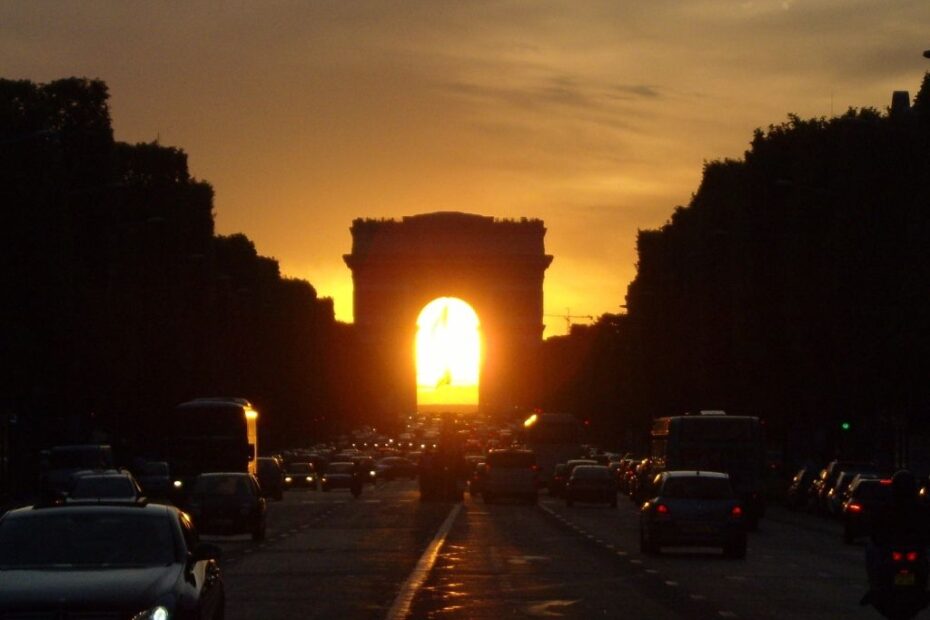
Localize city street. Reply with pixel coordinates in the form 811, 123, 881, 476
215, 481, 876, 619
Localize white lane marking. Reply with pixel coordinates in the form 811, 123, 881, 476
385, 503, 462, 620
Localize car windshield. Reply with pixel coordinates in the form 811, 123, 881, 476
661, 476, 734, 500
327, 463, 355, 474
288, 463, 312, 474
0, 512, 176, 568
193, 475, 251, 496
71, 477, 136, 499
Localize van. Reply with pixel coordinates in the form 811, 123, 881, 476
483, 449, 538, 504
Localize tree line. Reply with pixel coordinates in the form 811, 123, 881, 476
0, 78, 364, 491
540, 75, 930, 469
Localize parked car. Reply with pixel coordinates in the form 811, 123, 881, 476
482, 449, 538, 505
187, 473, 267, 540
257, 456, 285, 500
843, 477, 893, 544
565, 465, 617, 507
68, 471, 143, 502
785, 466, 818, 509
285, 462, 318, 489
640, 470, 747, 558
0, 501, 225, 618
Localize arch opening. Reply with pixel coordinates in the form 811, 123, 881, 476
415, 297, 481, 412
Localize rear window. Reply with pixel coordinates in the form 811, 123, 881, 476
661, 476, 734, 500
487, 451, 536, 468
572, 466, 611, 479
854, 481, 893, 502
71, 477, 136, 499
193, 475, 252, 496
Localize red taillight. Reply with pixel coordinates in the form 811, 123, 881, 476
893, 551, 904, 562
847, 503, 863, 513
880, 479, 892, 486
731, 505, 743, 518
656, 503, 669, 515
907, 551, 919, 562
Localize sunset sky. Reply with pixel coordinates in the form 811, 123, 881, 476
3, 1, 928, 336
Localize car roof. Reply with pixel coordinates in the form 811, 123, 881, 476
661, 470, 729, 479
5, 501, 172, 519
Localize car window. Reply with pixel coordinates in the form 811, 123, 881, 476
71, 477, 136, 499
572, 466, 611, 479
0, 512, 175, 568
661, 476, 734, 499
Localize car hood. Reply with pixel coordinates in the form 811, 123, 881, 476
0, 564, 182, 610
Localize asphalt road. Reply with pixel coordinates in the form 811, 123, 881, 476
213, 481, 880, 619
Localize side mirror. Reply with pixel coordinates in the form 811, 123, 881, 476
191, 542, 222, 563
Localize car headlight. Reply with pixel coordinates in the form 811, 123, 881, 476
306, 476, 313, 482
369, 470, 376, 477
172, 480, 183, 489
132, 606, 170, 620
285, 476, 293, 483
321, 477, 327, 483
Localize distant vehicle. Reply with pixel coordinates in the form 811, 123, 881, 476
188, 472, 267, 540
136, 461, 172, 500
321, 462, 358, 492
785, 465, 818, 509
549, 463, 570, 497
160, 398, 259, 492
376, 456, 417, 481
257, 457, 285, 500
285, 462, 318, 489
41, 444, 115, 495
0, 501, 225, 618
565, 465, 617, 508
482, 449, 538, 505
69, 471, 143, 502
520, 413, 585, 489
468, 462, 488, 496
648, 412, 766, 527
812, 460, 877, 514
843, 477, 894, 544
828, 470, 878, 517
640, 470, 747, 558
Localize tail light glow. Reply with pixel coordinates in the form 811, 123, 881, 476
731, 505, 743, 518
846, 503, 863, 513
907, 551, 919, 562
892, 551, 904, 562
656, 503, 669, 515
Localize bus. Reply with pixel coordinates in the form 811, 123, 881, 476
649, 411, 766, 526
520, 412, 586, 490
161, 398, 258, 492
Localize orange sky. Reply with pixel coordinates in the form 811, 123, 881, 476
3, 1, 928, 336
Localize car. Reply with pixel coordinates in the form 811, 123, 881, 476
549, 463, 569, 497
828, 470, 878, 517
187, 472, 267, 540
565, 465, 617, 507
321, 461, 359, 491
482, 449, 538, 505
352, 456, 378, 485
285, 462, 318, 489
785, 465, 818, 509
41, 444, 116, 495
0, 500, 225, 618
257, 456, 285, 500
136, 461, 173, 500
68, 470, 143, 502
843, 477, 894, 544
812, 460, 876, 513
640, 470, 747, 558
468, 462, 488, 496
376, 456, 417, 481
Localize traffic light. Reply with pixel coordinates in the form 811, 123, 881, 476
840, 421, 851, 431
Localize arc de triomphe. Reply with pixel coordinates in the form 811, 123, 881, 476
344, 212, 553, 417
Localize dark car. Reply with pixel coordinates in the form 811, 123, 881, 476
640, 471, 747, 558
843, 477, 893, 544
136, 461, 173, 500
812, 460, 876, 513
69, 471, 143, 502
352, 456, 378, 485
0, 501, 224, 619
785, 466, 818, 509
285, 462, 318, 490
376, 456, 417, 481
257, 456, 285, 500
322, 461, 359, 492
549, 463, 569, 497
187, 473, 267, 540
565, 465, 618, 507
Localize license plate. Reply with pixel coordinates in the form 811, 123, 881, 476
895, 573, 916, 586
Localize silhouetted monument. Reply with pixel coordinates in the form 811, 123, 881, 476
344, 212, 553, 417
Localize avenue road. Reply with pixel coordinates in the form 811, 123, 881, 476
213, 481, 875, 619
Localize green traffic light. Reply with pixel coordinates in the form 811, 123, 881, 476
841, 422, 851, 431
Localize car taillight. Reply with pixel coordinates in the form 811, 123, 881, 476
907, 551, 919, 562
846, 503, 863, 513
656, 503, 669, 515
731, 505, 743, 518
893, 551, 904, 562
880, 479, 892, 486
